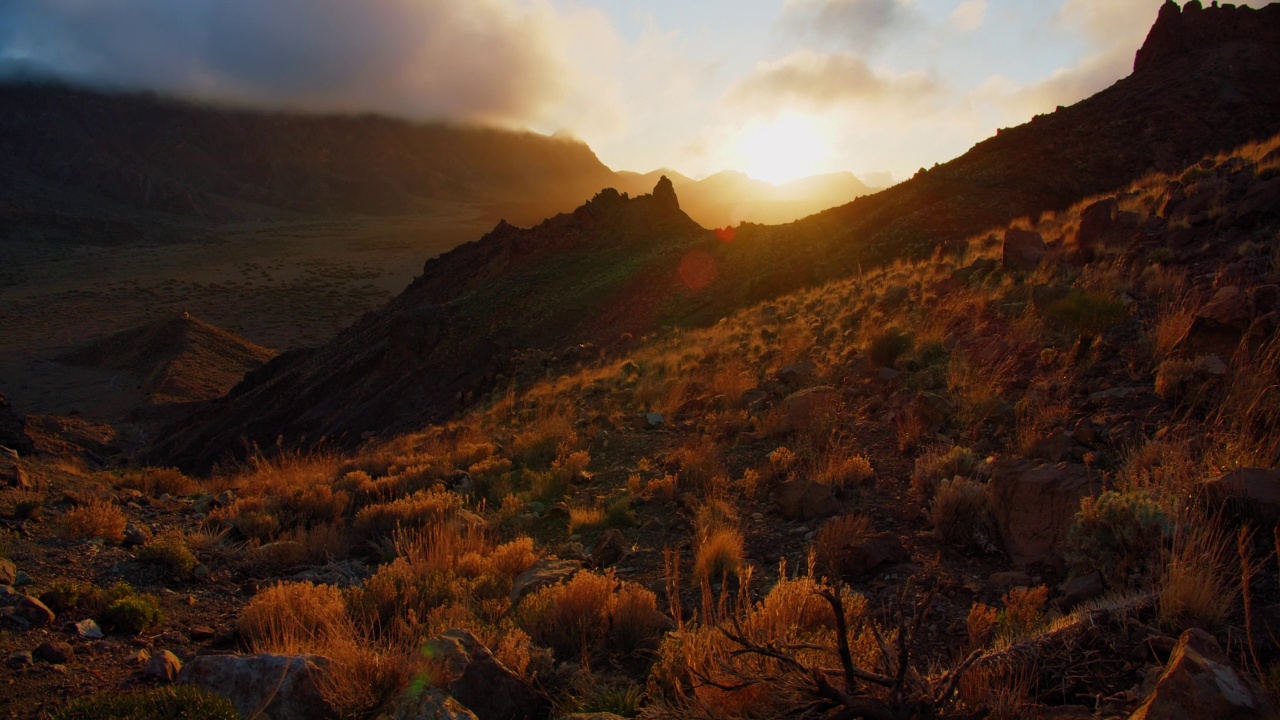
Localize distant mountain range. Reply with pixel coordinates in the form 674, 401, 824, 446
149, 0, 1280, 472
0, 81, 875, 235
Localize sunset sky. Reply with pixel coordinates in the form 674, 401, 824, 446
1, 0, 1264, 184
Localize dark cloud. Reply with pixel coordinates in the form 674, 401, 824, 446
726, 50, 941, 114
0, 0, 569, 124
778, 0, 917, 51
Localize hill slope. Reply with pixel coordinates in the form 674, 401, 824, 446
153, 0, 1280, 472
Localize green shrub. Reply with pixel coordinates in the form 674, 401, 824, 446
1044, 290, 1128, 336
137, 532, 198, 576
101, 595, 164, 635
867, 327, 914, 367
1066, 489, 1174, 585
41, 580, 135, 614
52, 686, 239, 720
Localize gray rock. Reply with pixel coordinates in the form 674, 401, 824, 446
145, 649, 183, 682
509, 559, 581, 607
421, 629, 548, 720
76, 618, 105, 639
0, 558, 15, 586
14, 595, 54, 627
1130, 628, 1275, 720
34, 641, 73, 664
178, 654, 332, 720
6, 650, 33, 668
774, 478, 837, 522
381, 686, 478, 720
643, 412, 665, 428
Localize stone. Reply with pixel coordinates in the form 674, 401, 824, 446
382, 686, 479, 720
123, 524, 152, 547
145, 649, 183, 682
590, 528, 628, 568
1001, 228, 1046, 270
76, 618, 105, 639
990, 571, 1032, 588
33, 641, 73, 664
0, 392, 34, 456
178, 653, 332, 720
0, 558, 15, 586
989, 459, 1097, 566
1072, 197, 1119, 260
509, 559, 581, 607
1199, 467, 1280, 520
6, 650, 33, 668
643, 412, 665, 428
775, 361, 817, 387
826, 532, 909, 579
776, 386, 839, 435
421, 629, 548, 720
1180, 285, 1251, 354
774, 478, 837, 522
1129, 628, 1275, 720
14, 595, 54, 627
1060, 571, 1105, 609
0, 452, 30, 490
913, 392, 955, 425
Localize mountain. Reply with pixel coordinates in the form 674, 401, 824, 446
60, 313, 276, 406
153, 0, 1280, 472
613, 169, 877, 227
0, 81, 617, 225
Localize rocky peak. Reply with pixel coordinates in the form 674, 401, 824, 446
1134, 0, 1280, 74
652, 175, 680, 212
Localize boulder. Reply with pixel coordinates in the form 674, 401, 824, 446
1129, 628, 1275, 720
776, 386, 839, 435
1072, 197, 1119, 260
0, 449, 30, 491
1001, 229, 1046, 270
33, 641, 72, 664
421, 629, 548, 720
1059, 571, 1104, 610
989, 460, 1096, 566
0, 393, 34, 456
14, 595, 54, 627
178, 653, 332, 720
509, 559, 581, 607
590, 528, 628, 568
775, 478, 837, 522
1180, 285, 1251, 354
0, 558, 15, 586
824, 532, 908, 580
1199, 467, 1280, 520
381, 686, 478, 720
775, 361, 817, 388
145, 649, 183, 682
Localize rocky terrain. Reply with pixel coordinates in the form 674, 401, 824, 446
3, 2, 1280, 720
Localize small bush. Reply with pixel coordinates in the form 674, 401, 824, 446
112, 468, 198, 498
931, 478, 996, 550
568, 505, 606, 534
998, 585, 1048, 637
60, 501, 127, 543
137, 532, 198, 576
813, 450, 874, 489
967, 602, 998, 649
1043, 290, 1128, 336
910, 445, 976, 504
867, 326, 914, 367
42, 580, 135, 615
101, 595, 164, 635
810, 514, 873, 580
238, 581, 348, 648
352, 489, 462, 543
694, 527, 744, 585
52, 685, 239, 720
1066, 489, 1174, 585
519, 571, 616, 659
605, 497, 638, 528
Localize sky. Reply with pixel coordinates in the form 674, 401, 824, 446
0, 0, 1265, 185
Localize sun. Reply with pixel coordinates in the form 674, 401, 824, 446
731, 114, 832, 185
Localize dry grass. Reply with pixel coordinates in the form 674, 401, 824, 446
999, 585, 1048, 638
518, 570, 616, 659
810, 445, 873, 489
111, 467, 198, 497
511, 408, 579, 468
238, 581, 348, 647
352, 489, 463, 543
694, 527, 744, 587
910, 445, 975, 504
568, 504, 606, 533
931, 478, 995, 550
809, 514, 873, 580
967, 602, 999, 649
1149, 293, 1199, 362
59, 501, 127, 543
1157, 518, 1238, 629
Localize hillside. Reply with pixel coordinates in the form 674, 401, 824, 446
59, 313, 277, 406
151, 0, 1280, 473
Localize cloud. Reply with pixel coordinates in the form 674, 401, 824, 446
948, 0, 987, 32
725, 50, 941, 115
0, 0, 597, 126
778, 0, 917, 51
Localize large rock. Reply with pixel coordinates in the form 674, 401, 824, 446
1001, 228, 1046, 270
1071, 197, 1118, 261
590, 529, 628, 568
1199, 467, 1280, 520
775, 478, 837, 522
380, 687, 478, 720
776, 386, 839, 435
1180, 285, 1251, 354
821, 531, 908, 580
509, 559, 581, 607
421, 629, 548, 720
145, 649, 183, 682
0, 393, 34, 457
178, 653, 332, 720
1129, 628, 1275, 720
989, 460, 1097, 566
13, 595, 54, 627
0, 447, 30, 491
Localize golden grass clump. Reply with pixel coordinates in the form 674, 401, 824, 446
511, 410, 579, 467
966, 602, 999, 649
60, 501, 127, 543
1157, 519, 1238, 629
998, 585, 1048, 638
352, 489, 463, 542
811, 447, 874, 489
809, 514, 872, 581
568, 504, 606, 534
112, 467, 198, 497
238, 581, 348, 647
910, 444, 976, 504
930, 478, 995, 550
518, 571, 616, 659
694, 527, 744, 587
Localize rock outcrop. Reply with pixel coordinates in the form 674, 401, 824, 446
178, 653, 332, 720
421, 629, 548, 720
0, 393, 33, 457
989, 460, 1097, 567
1129, 628, 1276, 720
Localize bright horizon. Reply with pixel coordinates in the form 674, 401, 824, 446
2, 1, 1271, 185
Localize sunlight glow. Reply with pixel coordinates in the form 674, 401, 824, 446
729, 114, 833, 185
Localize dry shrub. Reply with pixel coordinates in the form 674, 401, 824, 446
60, 501, 127, 543
1154, 358, 1197, 401
610, 583, 667, 653
671, 436, 724, 490
113, 467, 198, 497
760, 446, 799, 485
809, 514, 873, 580
957, 665, 1034, 720
931, 478, 995, 550
238, 581, 348, 647
999, 585, 1048, 637
812, 446, 874, 489
896, 404, 927, 452
568, 504, 606, 534
1206, 339, 1280, 467
1121, 437, 1199, 501
137, 531, 197, 576
352, 489, 462, 543
694, 527, 744, 586
705, 409, 753, 439
1139, 264, 1188, 301
518, 571, 616, 659
911, 445, 976, 504
511, 410, 578, 467
489, 536, 538, 578
552, 449, 591, 480
1157, 518, 1238, 629
646, 473, 679, 501
967, 602, 999, 649
1150, 295, 1198, 361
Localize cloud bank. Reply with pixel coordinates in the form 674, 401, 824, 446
0, 0, 582, 126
